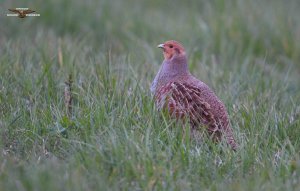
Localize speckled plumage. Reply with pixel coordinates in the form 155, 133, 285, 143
152, 40, 237, 150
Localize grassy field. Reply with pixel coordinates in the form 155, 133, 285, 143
0, 0, 300, 190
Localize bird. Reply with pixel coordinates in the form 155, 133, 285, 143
151, 40, 237, 150
8, 9, 35, 18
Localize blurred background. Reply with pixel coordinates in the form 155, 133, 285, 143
1, 0, 300, 69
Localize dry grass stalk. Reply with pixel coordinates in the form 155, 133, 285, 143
64, 74, 73, 118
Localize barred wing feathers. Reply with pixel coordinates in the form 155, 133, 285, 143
155, 81, 237, 150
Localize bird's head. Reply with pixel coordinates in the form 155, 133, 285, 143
157, 40, 186, 60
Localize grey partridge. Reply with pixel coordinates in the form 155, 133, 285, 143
151, 40, 237, 150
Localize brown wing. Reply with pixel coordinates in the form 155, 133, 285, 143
8, 9, 21, 14
171, 82, 218, 128
24, 10, 35, 14
155, 82, 218, 128
155, 81, 237, 150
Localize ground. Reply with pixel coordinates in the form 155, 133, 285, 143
0, 0, 299, 190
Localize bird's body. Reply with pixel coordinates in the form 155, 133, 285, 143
152, 40, 237, 150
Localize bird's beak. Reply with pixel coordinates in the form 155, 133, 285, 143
157, 44, 164, 49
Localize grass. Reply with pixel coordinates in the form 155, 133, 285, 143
0, 0, 300, 190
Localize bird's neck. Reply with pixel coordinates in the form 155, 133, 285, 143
162, 55, 189, 76
151, 55, 190, 94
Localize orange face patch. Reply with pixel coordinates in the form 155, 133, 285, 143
159, 40, 185, 60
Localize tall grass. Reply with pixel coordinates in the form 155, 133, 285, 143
0, 0, 299, 190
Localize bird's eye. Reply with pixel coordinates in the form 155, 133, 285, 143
169, 45, 173, 48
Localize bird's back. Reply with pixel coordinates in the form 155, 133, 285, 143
154, 75, 237, 150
